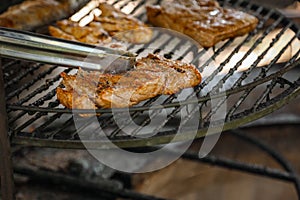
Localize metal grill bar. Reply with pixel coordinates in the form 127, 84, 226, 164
33, 112, 62, 138
210, 17, 285, 94
140, 34, 174, 55
8, 68, 71, 126
252, 50, 300, 110
197, 39, 235, 74
130, 145, 298, 182
15, 87, 55, 108
210, 79, 282, 124
182, 151, 297, 182
177, 44, 202, 61
253, 50, 300, 87
225, 90, 253, 121
47, 117, 74, 140
199, 10, 274, 94
231, 130, 293, 171
2, 59, 20, 71
109, 97, 161, 138
75, 117, 100, 138
13, 112, 48, 134
115, 0, 132, 9
91, 95, 163, 139
5, 65, 57, 101
232, 74, 300, 123
127, 0, 147, 15
111, 0, 121, 6
8, 88, 57, 125
230, 130, 300, 197
205, 34, 299, 121
232, 25, 297, 89
9, 67, 68, 106
4, 63, 41, 89
257, 79, 282, 107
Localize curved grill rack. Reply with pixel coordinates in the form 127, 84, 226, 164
2, 0, 300, 149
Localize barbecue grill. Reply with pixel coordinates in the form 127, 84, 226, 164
0, 0, 300, 199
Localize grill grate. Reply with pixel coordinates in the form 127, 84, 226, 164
2, 0, 300, 148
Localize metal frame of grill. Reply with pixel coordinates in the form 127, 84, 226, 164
1, 0, 299, 148
0, 0, 300, 199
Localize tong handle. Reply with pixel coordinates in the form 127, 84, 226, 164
0, 27, 136, 72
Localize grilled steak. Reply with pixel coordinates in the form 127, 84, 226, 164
0, 0, 89, 31
49, 20, 112, 44
146, 0, 258, 48
94, 3, 153, 44
57, 54, 201, 113
49, 3, 153, 44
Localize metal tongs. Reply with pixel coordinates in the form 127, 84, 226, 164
0, 27, 136, 73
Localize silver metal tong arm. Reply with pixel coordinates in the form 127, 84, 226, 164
0, 27, 136, 72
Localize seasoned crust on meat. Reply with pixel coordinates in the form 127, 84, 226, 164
146, 0, 258, 48
56, 54, 201, 113
48, 26, 78, 41
49, 20, 112, 44
0, 0, 89, 31
94, 3, 153, 44
49, 3, 153, 44
57, 87, 97, 110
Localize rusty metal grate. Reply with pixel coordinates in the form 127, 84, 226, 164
1, 0, 300, 149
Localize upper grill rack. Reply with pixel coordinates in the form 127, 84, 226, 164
2, 0, 300, 148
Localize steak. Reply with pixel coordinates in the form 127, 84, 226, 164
49, 20, 112, 44
49, 3, 153, 44
56, 54, 202, 114
146, 0, 258, 48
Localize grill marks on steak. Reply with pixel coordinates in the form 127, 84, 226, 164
56, 54, 201, 112
49, 3, 153, 44
49, 20, 112, 44
146, 0, 258, 48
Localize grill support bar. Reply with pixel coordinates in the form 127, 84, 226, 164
0, 60, 14, 200
230, 130, 300, 198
